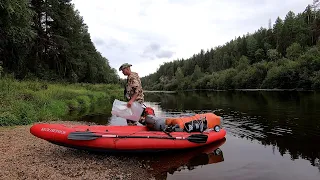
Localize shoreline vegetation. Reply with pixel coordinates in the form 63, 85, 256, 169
3, 77, 316, 127
0, 76, 123, 126
1, 0, 123, 126
144, 88, 317, 93
141, 3, 320, 91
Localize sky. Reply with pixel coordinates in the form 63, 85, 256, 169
72, 0, 310, 79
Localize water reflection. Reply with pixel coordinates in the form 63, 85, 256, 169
62, 101, 112, 124
144, 91, 320, 171
143, 138, 226, 180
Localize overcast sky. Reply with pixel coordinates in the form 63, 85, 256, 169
72, 0, 309, 79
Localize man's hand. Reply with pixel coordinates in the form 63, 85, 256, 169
127, 100, 133, 108
127, 92, 138, 108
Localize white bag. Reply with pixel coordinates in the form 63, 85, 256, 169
111, 99, 144, 121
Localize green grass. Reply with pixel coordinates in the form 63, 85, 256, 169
0, 76, 124, 126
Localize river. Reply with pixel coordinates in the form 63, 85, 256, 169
72, 91, 320, 180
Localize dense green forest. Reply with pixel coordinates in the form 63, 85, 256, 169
0, 0, 119, 83
141, 2, 320, 91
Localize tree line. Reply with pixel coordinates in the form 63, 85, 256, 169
0, 0, 119, 83
141, 2, 320, 90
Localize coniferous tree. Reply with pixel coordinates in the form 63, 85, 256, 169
141, 2, 320, 91
0, 0, 119, 83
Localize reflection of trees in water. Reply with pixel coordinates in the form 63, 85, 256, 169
141, 138, 225, 180
144, 91, 320, 171
62, 101, 112, 124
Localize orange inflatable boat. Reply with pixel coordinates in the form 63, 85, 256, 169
30, 113, 226, 152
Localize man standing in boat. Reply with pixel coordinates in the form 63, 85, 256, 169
119, 63, 145, 126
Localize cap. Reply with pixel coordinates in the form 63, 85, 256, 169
119, 63, 132, 71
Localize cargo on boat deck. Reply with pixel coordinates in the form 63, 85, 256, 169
144, 113, 222, 133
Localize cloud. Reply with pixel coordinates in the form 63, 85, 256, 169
104, 38, 128, 51
156, 50, 175, 59
141, 43, 175, 59
93, 38, 105, 46
143, 43, 161, 53
72, 0, 309, 78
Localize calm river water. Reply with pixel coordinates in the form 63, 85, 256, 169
74, 91, 320, 180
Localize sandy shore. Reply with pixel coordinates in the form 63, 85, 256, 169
0, 121, 156, 180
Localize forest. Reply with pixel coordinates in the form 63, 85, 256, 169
141, 2, 320, 91
0, 0, 119, 83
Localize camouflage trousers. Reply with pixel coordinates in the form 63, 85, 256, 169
126, 100, 144, 126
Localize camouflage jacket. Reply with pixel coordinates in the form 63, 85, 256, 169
125, 72, 144, 103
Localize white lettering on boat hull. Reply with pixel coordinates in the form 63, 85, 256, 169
40, 128, 66, 134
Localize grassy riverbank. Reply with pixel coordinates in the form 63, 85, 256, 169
0, 77, 123, 126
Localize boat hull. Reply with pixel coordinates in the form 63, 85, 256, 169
30, 123, 226, 152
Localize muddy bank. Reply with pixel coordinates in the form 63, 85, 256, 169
0, 121, 155, 180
